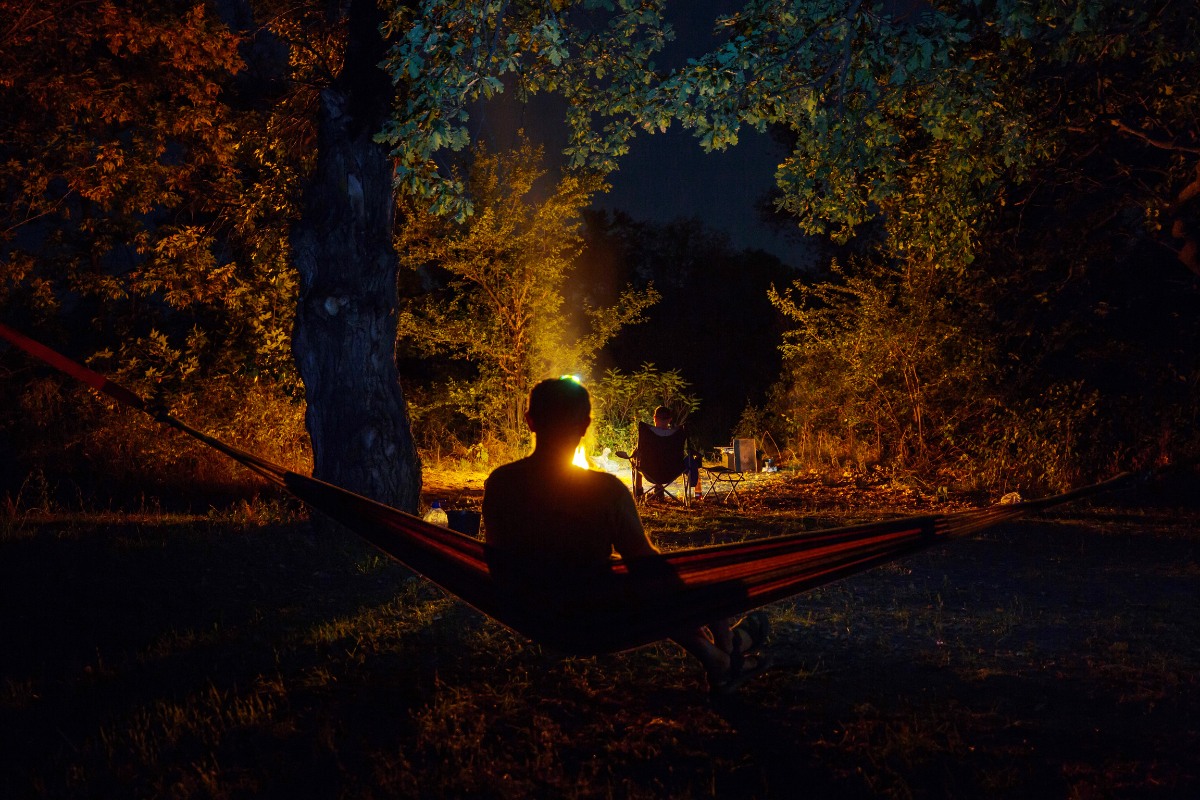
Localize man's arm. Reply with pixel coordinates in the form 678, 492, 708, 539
608, 480, 660, 559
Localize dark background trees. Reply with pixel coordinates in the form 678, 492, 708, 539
577, 211, 795, 449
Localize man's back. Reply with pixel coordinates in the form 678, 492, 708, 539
483, 456, 652, 574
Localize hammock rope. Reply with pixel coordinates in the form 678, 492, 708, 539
0, 322, 1159, 654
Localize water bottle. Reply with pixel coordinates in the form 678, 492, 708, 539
423, 500, 448, 527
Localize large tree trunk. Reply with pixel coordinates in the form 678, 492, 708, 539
290, 0, 420, 511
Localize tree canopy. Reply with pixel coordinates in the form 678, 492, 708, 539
0, 0, 305, 393
383, 1, 1198, 278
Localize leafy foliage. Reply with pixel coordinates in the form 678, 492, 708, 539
733, 1, 1200, 485
769, 259, 1000, 479
396, 138, 656, 451
766, 252, 1194, 491
379, 0, 674, 218
0, 1, 315, 500
381, 1, 1048, 272
0, 1, 305, 389
664, 0, 1038, 273
588, 363, 699, 455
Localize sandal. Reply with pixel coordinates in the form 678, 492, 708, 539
732, 611, 770, 655
709, 652, 773, 696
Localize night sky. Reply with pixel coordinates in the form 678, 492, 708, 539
467, 0, 812, 267
599, 0, 809, 266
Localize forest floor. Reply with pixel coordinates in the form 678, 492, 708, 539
1, 467, 1197, 798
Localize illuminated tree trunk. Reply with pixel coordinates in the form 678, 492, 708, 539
290, 0, 420, 511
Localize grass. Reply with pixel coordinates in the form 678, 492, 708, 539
1, 470, 1198, 798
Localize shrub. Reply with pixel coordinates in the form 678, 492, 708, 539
588, 365, 700, 456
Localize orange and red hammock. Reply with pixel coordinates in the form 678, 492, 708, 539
0, 323, 1146, 654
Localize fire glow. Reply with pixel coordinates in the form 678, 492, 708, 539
572, 445, 590, 470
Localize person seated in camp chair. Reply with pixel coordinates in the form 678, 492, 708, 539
628, 406, 701, 500
483, 378, 771, 694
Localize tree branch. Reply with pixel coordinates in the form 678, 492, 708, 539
1110, 119, 1200, 156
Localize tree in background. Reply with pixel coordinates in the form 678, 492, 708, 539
0, 1, 309, 501
768, 259, 1006, 480
977, 0, 1200, 478
702, 1, 1200, 487
395, 138, 656, 455
588, 363, 700, 457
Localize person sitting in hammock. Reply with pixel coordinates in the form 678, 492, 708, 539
482, 377, 771, 694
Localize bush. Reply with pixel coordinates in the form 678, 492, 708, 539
588, 365, 700, 456
768, 259, 998, 480
2, 372, 309, 512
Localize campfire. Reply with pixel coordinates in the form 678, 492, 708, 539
572, 445, 590, 470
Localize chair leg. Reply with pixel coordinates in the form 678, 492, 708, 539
727, 477, 744, 507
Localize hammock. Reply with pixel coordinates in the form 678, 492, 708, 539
0, 323, 1150, 654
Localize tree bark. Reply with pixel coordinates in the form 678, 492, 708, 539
290, 0, 420, 512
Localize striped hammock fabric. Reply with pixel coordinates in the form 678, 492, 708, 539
0, 323, 1144, 654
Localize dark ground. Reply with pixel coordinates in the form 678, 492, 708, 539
1, 469, 1197, 798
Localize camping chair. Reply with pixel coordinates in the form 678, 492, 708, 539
701, 438, 757, 506
617, 422, 696, 506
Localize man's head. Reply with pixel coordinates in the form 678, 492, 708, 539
652, 405, 674, 428
525, 377, 591, 439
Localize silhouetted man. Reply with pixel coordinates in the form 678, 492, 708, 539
483, 377, 770, 693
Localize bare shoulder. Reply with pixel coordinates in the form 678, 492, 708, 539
485, 460, 630, 503
484, 457, 536, 487
582, 468, 631, 494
